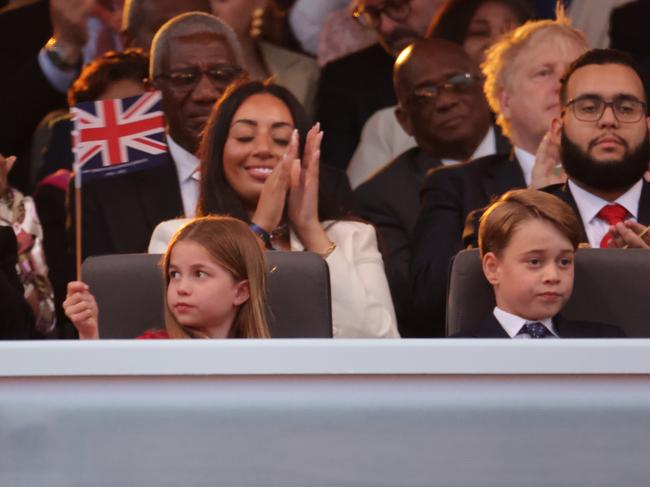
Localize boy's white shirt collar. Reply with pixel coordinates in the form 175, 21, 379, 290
493, 306, 558, 338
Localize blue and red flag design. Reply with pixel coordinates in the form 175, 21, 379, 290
71, 91, 168, 182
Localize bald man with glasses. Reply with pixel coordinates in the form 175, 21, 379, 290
354, 38, 508, 336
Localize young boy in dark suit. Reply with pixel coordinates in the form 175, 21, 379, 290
458, 189, 625, 338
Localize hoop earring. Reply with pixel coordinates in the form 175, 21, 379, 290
250, 7, 265, 38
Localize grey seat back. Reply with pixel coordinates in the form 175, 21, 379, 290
446, 248, 650, 337
82, 251, 332, 338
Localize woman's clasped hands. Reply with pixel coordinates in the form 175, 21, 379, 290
251, 123, 331, 254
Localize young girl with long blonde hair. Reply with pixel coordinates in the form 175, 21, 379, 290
64, 216, 270, 339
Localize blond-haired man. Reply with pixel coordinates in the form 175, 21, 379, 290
408, 15, 588, 337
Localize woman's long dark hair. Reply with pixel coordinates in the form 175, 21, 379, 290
427, 0, 535, 43
197, 80, 347, 223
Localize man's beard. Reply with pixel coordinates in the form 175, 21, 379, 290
560, 129, 650, 191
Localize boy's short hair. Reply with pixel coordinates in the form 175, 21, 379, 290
479, 189, 582, 257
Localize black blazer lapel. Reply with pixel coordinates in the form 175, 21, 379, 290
469, 314, 510, 338
135, 156, 184, 230
412, 148, 441, 181
481, 153, 526, 201
637, 180, 650, 225
493, 125, 512, 155
550, 184, 589, 244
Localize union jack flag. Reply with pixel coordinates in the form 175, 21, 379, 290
71, 91, 168, 183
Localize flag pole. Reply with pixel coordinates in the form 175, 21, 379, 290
72, 117, 82, 281
75, 182, 82, 281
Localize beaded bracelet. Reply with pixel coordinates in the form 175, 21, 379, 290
250, 223, 272, 249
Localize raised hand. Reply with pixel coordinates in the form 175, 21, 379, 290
50, 0, 95, 65
287, 124, 331, 254
63, 281, 100, 339
608, 220, 650, 249
530, 131, 566, 189
250, 130, 296, 233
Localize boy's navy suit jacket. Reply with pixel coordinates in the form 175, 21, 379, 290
453, 313, 626, 338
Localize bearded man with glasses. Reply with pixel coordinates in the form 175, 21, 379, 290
74, 13, 245, 259
544, 48, 650, 250
408, 17, 587, 337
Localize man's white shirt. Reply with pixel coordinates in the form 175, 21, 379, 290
167, 135, 200, 218
568, 178, 642, 248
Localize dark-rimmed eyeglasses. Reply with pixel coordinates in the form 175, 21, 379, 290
565, 95, 647, 123
154, 64, 244, 92
407, 72, 477, 106
352, 0, 411, 29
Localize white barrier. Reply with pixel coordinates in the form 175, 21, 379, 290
1, 339, 649, 487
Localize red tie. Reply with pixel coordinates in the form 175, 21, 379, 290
597, 204, 628, 248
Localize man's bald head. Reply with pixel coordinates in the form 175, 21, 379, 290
121, 0, 212, 50
393, 38, 477, 105
393, 38, 491, 160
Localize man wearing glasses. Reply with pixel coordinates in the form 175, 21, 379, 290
316, 0, 443, 170
409, 18, 587, 337
76, 13, 244, 258
546, 48, 650, 249
352, 0, 440, 55
355, 38, 507, 337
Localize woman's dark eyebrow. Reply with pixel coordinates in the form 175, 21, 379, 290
231, 119, 257, 127
271, 122, 293, 129
231, 120, 293, 129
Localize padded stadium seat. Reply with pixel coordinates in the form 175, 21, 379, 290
82, 251, 332, 338
446, 248, 650, 337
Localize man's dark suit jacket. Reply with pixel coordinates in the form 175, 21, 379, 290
409, 152, 525, 337
463, 179, 650, 248
72, 155, 184, 259
355, 148, 442, 336
0, 226, 36, 339
317, 43, 396, 171
0, 0, 65, 192
454, 313, 626, 338
355, 132, 511, 337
